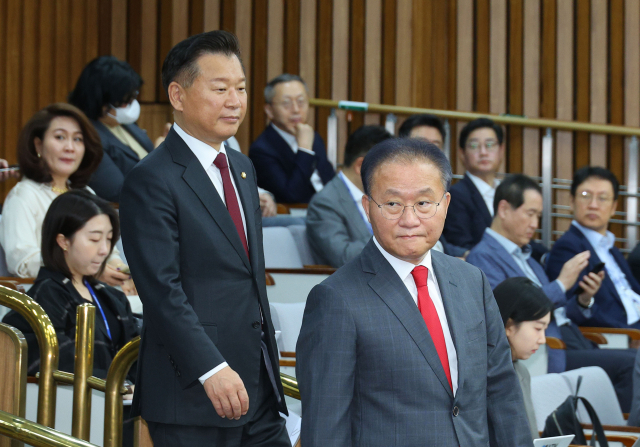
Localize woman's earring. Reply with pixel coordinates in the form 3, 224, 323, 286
37, 153, 41, 158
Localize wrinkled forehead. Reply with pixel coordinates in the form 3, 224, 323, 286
370, 159, 446, 197
575, 176, 616, 194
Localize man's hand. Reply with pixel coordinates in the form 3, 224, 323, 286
260, 193, 277, 217
294, 123, 315, 151
557, 250, 591, 291
577, 270, 605, 307
203, 366, 249, 420
0, 158, 18, 181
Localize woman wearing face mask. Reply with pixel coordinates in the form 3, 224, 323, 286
493, 277, 554, 441
0, 103, 133, 290
2, 190, 140, 380
69, 56, 161, 202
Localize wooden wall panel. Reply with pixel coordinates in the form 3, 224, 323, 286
474, 0, 490, 113
522, 0, 540, 177
589, 0, 607, 167
299, 0, 317, 126
349, 0, 366, 134
395, 0, 412, 107
234, 0, 252, 152
575, 0, 590, 169
507, 0, 523, 174
456, 0, 474, 174
266, 0, 284, 82
364, 0, 382, 126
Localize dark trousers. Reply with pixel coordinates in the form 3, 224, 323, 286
148, 358, 291, 447
561, 324, 636, 413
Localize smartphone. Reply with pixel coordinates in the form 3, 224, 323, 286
0, 166, 20, 173
575, 262, 605, 295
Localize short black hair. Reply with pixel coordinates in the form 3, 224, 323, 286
398, 114, 446, 140
361, 138, 452, 196
493, 174, 541, 215
343, 125, 393, 167
41, 190, 120, 285
459, 117, 504, 149
264, 74, 308, 104
493, 277, 554, 326
68, 56, 142, 120
161, 30, 243, 96
571, 166, 620, 200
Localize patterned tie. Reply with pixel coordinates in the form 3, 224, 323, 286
411, 265, 452, 390
213, 153, 249, 258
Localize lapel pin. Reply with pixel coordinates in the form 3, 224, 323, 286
241, 172, 246, 179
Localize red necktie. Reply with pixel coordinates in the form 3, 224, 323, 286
213, 153, 249, 258
411, 265, 452, 390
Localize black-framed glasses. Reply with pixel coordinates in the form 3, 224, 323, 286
369, 193, 447, 220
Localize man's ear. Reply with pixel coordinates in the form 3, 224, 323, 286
496, 199, 509, 219
167, 82, 185, 112
610, 199, 618, 218
362, 195, 371, 222
264, 104, 274, 121
353, 156, 365, 176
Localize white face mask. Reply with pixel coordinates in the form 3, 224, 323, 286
109, 99, 140, 125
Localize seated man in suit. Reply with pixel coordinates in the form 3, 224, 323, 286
546, 166, 640, 331
297, 138, 531, 446
467, 174, 634, 411
398, 113, 446, 148
249, 74, 335, 203
443, 118, 504, 249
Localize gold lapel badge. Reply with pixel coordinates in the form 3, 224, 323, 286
241, 172, 247, 179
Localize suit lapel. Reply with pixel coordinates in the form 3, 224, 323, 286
334, 177, 371, 240
463, 174, 493, 226
364, 244, 454, 398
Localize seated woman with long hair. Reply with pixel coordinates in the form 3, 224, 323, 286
0, 103, 132, 291
2, 190, 139, 380
493, 277, 554, 441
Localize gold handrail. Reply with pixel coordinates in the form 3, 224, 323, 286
280, 373, 300, 400
103, 337, 140, 447
0, 409, 97, 447
72, 305, 95, 441
0, 286, 58, 427
36, 371, 128, 394
310, 98, 640, 136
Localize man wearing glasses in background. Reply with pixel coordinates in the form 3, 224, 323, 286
546, 167, 640, 332
443, 118, 505, 249
249, 74, 335, 204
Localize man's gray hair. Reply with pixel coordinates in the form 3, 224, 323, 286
264, 74, 308, 104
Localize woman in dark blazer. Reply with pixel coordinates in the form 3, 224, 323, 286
69, 56, 159, 203
2, 190, 140, 381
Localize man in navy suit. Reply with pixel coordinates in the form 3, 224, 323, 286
547, 166, 640, 331
467, 174, 634, 411
249, 74, 334, 203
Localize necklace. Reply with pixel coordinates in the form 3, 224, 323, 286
51, 185, 68, 194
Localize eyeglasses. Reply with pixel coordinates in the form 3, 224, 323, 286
369, 193, 447, 220
272, 98, 307, 111
465, 139, 500, 152
576, 191, 614, 205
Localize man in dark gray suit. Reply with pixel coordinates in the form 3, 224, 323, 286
306, 125, 391, 267
120, 31, 289, 446
297, 138, 531, 446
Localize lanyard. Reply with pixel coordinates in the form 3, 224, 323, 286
338, 172, 373, 235
84, 280, 112, 341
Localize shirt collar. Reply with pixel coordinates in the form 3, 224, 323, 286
173, 122, 228, 171
373, 236, 432, 282
572, 220, 615, 251
339, 171, 365, 202
271, 123, 298, 150
466, 171, 500, 195
485, 227, 531, 259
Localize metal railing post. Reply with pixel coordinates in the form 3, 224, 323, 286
326, 108, 338, 169
384, 113, 397, 136
443, 119, 451, 161
627, 136, 639, 251
542, 128, 554, 248
72, 304, 95, 441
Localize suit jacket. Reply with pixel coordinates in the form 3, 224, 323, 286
2, 267, 140, 380
443, 174, 493, 249
89, 121, 154, 203
306, 175, 372, 267
249, 125, 335, 203
296, 241, 531, 447
466, 231, 575, 373
120, 128, 286, 427
546, 224, 640, 329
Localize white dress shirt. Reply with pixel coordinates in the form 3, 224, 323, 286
271, 123, 324, 192
372, 237, 459, 395
467, 171, 500, 217
338, 171, 368, 225
173, 123, 249, 383
572, 220, 640, 325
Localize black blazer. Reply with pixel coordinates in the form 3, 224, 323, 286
2, 267, 140, 380
249, 125, 335, 203
88, 121, 154, 203
443, 174, 493, 249
120, 128, 286, 427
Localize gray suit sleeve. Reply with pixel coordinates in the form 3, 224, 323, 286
296, 283, 357, 446
306, 195, 368, 268
482, 271, 533, 446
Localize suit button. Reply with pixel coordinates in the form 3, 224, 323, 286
252, 321, 260, 329
176, 371, 181, 377
452, 406, 459, 417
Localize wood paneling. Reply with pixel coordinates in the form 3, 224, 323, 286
575, 0, 590, 169
474, 0, 490, 113
522, 0, 540, 177
507, 0, 523, 173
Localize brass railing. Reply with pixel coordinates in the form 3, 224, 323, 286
0, 410, 97, 447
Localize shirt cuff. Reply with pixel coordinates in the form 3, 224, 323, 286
555, 279, 566, 293
199, 362, 229, 385
298, 147, 315, 155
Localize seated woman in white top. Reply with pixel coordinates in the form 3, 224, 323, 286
493, 277, 553, 441
0, 103, 133, 291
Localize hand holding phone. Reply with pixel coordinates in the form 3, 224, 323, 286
575, 262, 605, 295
